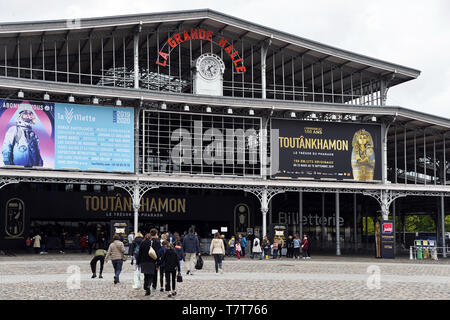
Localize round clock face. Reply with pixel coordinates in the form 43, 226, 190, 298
198, 57, 220, 80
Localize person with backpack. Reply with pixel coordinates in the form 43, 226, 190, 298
130, 232, 144, 266
157, 240, 169, 292
251, 236, 262, 260
137, 230, 161, 296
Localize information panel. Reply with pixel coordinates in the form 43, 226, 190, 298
0, 99, 134, 172
271, 119, 382, 181
54, 103, 134, 172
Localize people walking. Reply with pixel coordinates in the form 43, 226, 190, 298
251, 236, 263, 260
182, 228, 200, 276
220, 234, 227, 260
137, 230, 161, 296
235, 240, 242, 260
174, 241, 185, 274
301, 235, 310, 259
161, 243, 180, 297
263, 238, 271, 259
293, 235, 301, 259
32, 233, 41, 254
286, 235, 294, 258
60, 231, 66, 254
228, 236, 235, 257
272, 237, 279, 259
90, 248, 106, 279
105, 234, 126, 284
210, 232, 225, 274
158, 240, 169, 292
241, 235, 247, 257
129, 232, 144, 266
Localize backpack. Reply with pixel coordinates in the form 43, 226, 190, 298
134, 242, 140, 256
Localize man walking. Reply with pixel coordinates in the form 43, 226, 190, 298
182, 228, 200, 275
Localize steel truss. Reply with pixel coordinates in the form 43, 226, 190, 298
0, 174, 448, 235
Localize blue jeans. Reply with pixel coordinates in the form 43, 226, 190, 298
112, 260, 123, 282
272, 249, 278, 258
251, 252, 263, 260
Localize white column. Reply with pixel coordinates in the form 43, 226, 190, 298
261, 188, 269, 238
441, 196, 447, 258
133, 184, 140, 234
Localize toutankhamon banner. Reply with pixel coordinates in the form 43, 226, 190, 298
271, 118, 382, 181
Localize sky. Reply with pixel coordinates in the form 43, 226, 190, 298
0, 0, 449, 118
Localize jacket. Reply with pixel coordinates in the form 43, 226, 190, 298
301, 239, 310, 251
94, 249, 107, 257
175, 246, 185, 261
129, 236, 144, 257
105, 240, 125, 261
137, 238, 161, 275
210, 238, 225, 255
158, 246, 168, 267
182, 233, 200, 254
252, 238, 262, 253
161, 248, 179, 272
241, 237, 247, 248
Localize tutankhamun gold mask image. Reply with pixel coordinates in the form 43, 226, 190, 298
351, 129, 375, 181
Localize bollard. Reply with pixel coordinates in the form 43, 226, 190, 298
432, 248, 438, 261
410, 246, 413, 260
417, 247, 423, 260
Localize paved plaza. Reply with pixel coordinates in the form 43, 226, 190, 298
1, 253, 450, 300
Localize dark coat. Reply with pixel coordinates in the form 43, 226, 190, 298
182, 233, 200, 254
129, 237, 143, 258
137, 238, 161, 275
161, 248, 179, 272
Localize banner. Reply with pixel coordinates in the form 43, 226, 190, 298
271, 119, 382, 181
0, 99, 134, 172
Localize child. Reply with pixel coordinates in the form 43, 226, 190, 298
174, 241, 185, 274
161, 243, 180, 297
263, 240, 271, 259
157, 240, 168, 292
235, 240, 241, 260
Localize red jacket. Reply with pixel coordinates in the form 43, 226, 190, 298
300, 239, 309, 250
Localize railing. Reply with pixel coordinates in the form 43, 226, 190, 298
409, 246, 449, 260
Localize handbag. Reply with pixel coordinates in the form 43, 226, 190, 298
148, 240, 157, 260
177, 272, 183, 283
195, 255, 203, 270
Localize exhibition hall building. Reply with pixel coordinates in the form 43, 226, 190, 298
0, 9, 448, 257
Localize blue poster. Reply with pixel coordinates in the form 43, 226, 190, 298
54, 103, 134, 172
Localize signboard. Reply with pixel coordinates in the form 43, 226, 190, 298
380, 220, 395, 259
271, 119, 382, 181
0, 99, 134, 172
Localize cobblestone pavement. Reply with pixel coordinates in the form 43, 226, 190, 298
1, 253, 450, 300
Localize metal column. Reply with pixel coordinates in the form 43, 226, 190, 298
133, 184, 140, 234
261, 188, 269, 238
299, 191, 303, 237
336, 191, 341, 256
441, 196, 447, 258
354, 193, 357, 251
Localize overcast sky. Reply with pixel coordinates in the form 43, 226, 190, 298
0, 0, 449, 118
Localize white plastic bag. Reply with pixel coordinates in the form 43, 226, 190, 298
132, 268, 141, 289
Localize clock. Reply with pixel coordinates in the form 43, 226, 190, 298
196, 53, 224, 80
193, 53, 225, 96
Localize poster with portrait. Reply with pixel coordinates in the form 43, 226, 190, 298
0, 100, 55, 168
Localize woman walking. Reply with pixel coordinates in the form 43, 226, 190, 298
301, 235, 310, 259
235, 239, 242, 260
105, 234, 126, 284
161, 243, 180, 297
137, 231, 160, 296
210, 232, 225, 274
293, 235, 301, 259
174, 241, 185, 274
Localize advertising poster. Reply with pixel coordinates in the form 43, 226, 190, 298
0, 99, 134, 172
0, 99, 55, 168
271, 119, 382, 181
54, 103, 134, 172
